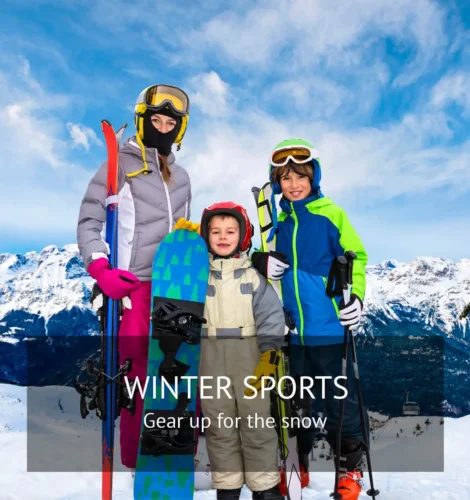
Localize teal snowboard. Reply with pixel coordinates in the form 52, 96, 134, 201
134, 229, 209, 500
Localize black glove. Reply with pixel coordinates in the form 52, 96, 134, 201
251, 251, 290, 280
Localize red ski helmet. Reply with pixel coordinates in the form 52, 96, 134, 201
200, 201, 254, 255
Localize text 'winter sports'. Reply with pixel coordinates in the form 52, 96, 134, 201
124, 375, 348, 400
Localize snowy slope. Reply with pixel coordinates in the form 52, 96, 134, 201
0, 383, 468, 500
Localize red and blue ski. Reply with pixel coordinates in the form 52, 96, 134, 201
75, 120, 128, 500
101, 119, 121, 500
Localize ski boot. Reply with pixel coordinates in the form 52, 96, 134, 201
332, 438, 366, 500
252, 485, 284, 499
217, 487, 242, 499
337, 470, 364, 500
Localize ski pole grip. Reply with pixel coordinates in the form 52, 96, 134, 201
336, 256, 349, 303
345, 251, 357, 286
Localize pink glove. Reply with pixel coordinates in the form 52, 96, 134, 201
88, 258, 141, 300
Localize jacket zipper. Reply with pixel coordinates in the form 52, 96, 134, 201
155, 151, 173, 233
290, 203, 304, 345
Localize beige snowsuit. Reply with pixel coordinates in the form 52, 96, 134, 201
199, 253, 285, 492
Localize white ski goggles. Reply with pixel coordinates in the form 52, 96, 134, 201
271, 146, 319, 167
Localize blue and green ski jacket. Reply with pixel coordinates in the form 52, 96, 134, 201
276, 194, 367, 347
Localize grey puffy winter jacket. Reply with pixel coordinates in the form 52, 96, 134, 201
77, 136, 192, 281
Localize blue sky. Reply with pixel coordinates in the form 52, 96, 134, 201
0, 0, 469, 264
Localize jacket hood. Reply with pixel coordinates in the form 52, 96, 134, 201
279, 193, 331, 215
209, 252, 252, 272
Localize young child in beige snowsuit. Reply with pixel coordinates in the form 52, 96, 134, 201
198, 201, 285, 500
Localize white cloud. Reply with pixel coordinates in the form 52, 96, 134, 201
0, 60, 94, 238
431, 71, 470, 116
67, 122, 103, 151
178, 84, 470, 236
178, 72, 470, 227
178, 106, 291, 229
0, 3, 467, 265
177, 97, 470, 264
3, 102, 65, 169
189, 72, 234, 117
317, 125, 470, 201
401, 112, 454, 143
264, 77, 354, 119
184, 0, 448, 86
123, 67, 155, 80
188, 5, 284, 67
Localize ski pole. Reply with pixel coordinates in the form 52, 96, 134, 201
331, 255, 350, 500
344, 251, 379, 499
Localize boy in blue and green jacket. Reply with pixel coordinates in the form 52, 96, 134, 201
252, 138, 368, 500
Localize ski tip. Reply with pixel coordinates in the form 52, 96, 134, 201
116, 124, 128, 145
101, 119, 113, 128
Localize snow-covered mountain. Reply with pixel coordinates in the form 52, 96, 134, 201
1, 246, 469, 343
364, 257, 470, 350
0, 245, 97, 386
0, 244, 94, 330
1, 245, 470, 415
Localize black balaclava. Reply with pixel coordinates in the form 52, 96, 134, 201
141, 105, 182, 156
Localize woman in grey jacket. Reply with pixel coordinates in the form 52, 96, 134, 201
77, 84, 194, 469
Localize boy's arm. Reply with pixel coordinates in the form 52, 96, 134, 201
251, 270, 285, 352
336, 209, 368, 301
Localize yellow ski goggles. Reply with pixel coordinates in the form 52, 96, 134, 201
271, 146, 318, 167
135, 84, 190, 116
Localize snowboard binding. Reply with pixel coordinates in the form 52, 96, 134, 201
75, 357, 135, 420
140, 392, 197, 457
152, 297, 206, 382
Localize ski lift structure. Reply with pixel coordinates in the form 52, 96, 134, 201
402, 391, 420, 416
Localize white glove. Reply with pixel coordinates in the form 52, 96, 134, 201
252, 251, 290, 281
267, 252, 289, 281
339, 295, 363, 330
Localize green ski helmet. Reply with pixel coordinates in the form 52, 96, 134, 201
269, 138, 321, 195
